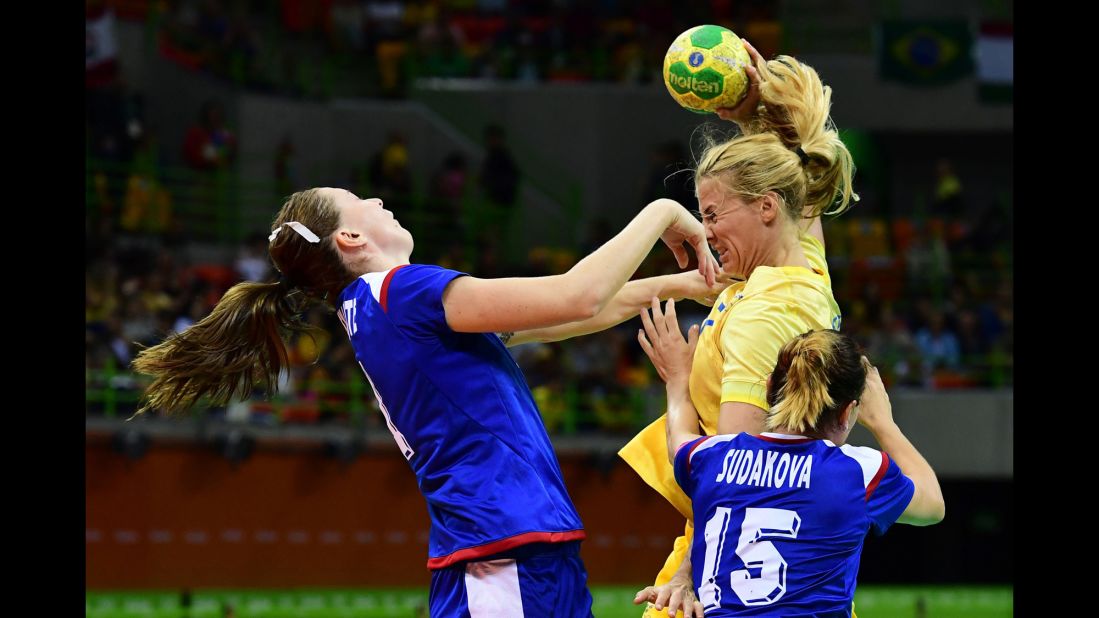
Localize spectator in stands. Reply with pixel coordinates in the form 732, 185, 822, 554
932, 158, 964, 218
369, 131, 414, 210
235, 233, 272, 282
197, 0, 230, 46
173, 296, 209, 336
416, 5, 470, 78
107, 315, 135, 366
981, 280, 1013, 359
224, 4, 264, 85
479, 124, 521, 239
954, 308, 983, 361
140, 272, 176, 316
915, 309, 962, 378
972, 196, 1012, 256
429, 151, 470, 238
184, 100, 238, 172
329, 0, 367, 53
274, 135, 298, 197
196, 0, 230, 72
421, 25, 473, 78
903, 222, 951, 295
613, 31, 647, 83
86, 0, 121, 90
514, 34, 542, 82
120, 132, 175, 236
365, 0, 411, 96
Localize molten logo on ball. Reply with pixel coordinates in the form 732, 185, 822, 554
667, 64, 724, 99
663, 24, 751, 113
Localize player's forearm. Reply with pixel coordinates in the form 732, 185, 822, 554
869, 421, 945, 525
670, 546, 693, 585
665, 381, 702, 464
506, 273, 697, 346
562, 200, 679, 316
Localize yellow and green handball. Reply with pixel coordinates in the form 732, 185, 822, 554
663, 24, 752, 114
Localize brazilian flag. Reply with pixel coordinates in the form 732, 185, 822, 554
877, 20, 973, 86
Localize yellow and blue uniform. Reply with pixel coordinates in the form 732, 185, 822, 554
673, 433, 913, 616
620, 234, 841, 615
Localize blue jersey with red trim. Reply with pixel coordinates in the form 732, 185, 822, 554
336, 264, 584, 569
673, 432, 914, 617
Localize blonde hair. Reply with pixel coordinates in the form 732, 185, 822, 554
132, 189, 354, 414
695, 55, 857, 221
766, 330, 866, 433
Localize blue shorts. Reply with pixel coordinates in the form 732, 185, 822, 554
429, 541, 593, 617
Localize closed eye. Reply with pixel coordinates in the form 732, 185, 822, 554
692, 210, 718, 224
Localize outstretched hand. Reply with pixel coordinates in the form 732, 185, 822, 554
715, 39, 765, 124
679, 271, 741, 307
633, 580, 705, 618
661, 203, 719, 287
638, 297, 699, 388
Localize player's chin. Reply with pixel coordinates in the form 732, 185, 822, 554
719, 260, 744, 279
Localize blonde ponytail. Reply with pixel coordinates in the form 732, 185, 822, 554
766, 330, 867, 433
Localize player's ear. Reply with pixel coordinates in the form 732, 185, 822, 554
334, 228, 370, 252
758, 192, 781, 224
838, 400, 857, 432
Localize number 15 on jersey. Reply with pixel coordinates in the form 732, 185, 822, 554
700, 507, 802, 609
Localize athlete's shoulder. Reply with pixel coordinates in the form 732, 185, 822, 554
389, 263, 467, 289
825, 441, 890, 490
361, 264, 467, 311
687, 434, 739, 461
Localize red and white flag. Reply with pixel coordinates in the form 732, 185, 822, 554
976, 22, 1013, 103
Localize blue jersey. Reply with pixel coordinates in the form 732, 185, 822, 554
673, 432, 915, 617
336, 264, 585, 569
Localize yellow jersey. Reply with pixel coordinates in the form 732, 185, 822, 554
619, 233, 841, 519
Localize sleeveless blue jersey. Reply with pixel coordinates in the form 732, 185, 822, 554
335, 264, 584, 569
673, 432, 915, 617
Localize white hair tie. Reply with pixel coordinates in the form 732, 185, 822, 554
268, 221, 320, 244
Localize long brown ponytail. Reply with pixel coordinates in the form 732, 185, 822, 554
132, 189, 355, 415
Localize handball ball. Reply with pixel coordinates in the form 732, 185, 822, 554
663, 25, 752, 114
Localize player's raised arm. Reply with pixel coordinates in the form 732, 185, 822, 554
636, 297, 704, 462
503, 271, 736, 347
442, 199, 718, 334
856, 362, 946, 526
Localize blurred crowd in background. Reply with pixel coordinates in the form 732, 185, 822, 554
97, 0, 785, 98
87, 0, 1013, 435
